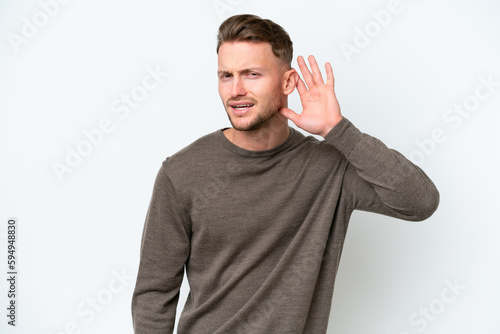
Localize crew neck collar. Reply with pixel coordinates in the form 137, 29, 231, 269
217, 127, 299, 158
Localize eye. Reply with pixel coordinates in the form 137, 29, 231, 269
247, 72, 260, 78
219, 73, 232, 80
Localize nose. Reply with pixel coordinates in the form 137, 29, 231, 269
231, 76, 246, 97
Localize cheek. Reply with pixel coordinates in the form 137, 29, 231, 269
218, 83, 229, 100
247, 80, 270, 97
254, 81, 281, 101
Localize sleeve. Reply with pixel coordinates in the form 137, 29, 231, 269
131, 164, 191, 333
325, 117, 440, 221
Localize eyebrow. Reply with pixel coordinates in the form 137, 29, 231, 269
217, 68, 265, 76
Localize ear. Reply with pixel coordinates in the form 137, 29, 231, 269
282, 68, 299, 96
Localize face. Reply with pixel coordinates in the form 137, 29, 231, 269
217, 41, 288, 131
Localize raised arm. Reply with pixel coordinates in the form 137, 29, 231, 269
326, 117, 439, 220
280, 55, 439, 220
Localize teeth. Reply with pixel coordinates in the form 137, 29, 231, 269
234, 105, 252, 109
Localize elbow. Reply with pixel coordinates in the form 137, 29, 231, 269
391, 182, 440, 222
412, 185, 440, 222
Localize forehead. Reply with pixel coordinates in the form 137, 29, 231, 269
217, 41, 280, 71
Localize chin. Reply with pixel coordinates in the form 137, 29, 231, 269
226, 103, 280, 131
230, 119, 260, 132
228, 112, 268, 131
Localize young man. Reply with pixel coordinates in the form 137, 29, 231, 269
132, 14, 439, 334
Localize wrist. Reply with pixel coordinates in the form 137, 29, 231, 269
321, 116, 343, 138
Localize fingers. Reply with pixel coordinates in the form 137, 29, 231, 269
308, 55, 324, 85
297, 56, 315, 89
296, 76, 308, 96
297, 55, 328, 89
325, 62, 335, 88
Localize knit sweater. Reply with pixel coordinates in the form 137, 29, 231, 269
131, 118, 439, 333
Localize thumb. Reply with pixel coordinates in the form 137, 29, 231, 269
279, 107, 299, 125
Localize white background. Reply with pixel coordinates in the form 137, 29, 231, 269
1, 0, 499, 333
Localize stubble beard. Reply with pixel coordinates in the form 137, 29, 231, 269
226, 86, 283, 132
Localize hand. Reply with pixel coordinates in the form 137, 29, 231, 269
280, 55, 343, 137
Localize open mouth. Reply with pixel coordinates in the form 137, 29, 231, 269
232, 104, 254, 110
229, 103, 255, 114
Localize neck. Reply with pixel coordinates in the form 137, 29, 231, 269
224, 113, 290, 151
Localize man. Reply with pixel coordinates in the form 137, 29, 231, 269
132, 14, 439, 333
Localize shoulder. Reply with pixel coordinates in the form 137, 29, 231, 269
161, 130, 221, 174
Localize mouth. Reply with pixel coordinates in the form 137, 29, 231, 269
228, 102, 255, 115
